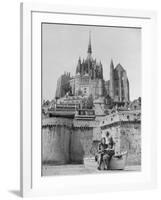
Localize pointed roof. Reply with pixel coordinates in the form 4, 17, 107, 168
110, 59, 114, 69
115, 63, 125, 72
87, 31, 92, 54
76, 57, 81, 74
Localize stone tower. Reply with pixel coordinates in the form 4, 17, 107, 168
113, 63, 130, 102
55, 72, 71, 98
110, 59, 114, 99
74, 32, 104, 98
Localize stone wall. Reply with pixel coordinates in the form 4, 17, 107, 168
42, 125, 71, 164
42, 111, 141, 166
74, 74, 104, 98
42, 118, 94, 164
101, 122, 141, 165
120, 123, 141, 165
89, 79, 103, 98
70, 128, 93, 163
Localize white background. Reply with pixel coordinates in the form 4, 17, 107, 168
0, 0, 160, 199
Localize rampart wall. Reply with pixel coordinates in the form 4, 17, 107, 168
42, 111, 141, 165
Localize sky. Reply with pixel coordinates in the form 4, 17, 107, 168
42, 23, 141, 101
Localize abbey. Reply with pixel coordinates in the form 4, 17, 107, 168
55, 33, 130, 102
42, 33, 141, 171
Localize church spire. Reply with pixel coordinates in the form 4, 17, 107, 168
110, 59, 114, 70
87, 31, 92, 55
110, 59, 114, 99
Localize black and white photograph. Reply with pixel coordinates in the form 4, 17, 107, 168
41, 23, 141, 176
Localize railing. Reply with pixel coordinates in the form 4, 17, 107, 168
48, 103, 79, 112
76, 109, 95, 116
75, 109, 95, 120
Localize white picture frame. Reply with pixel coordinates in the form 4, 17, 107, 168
20, 2, 157, 197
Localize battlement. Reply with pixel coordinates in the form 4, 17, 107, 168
100, 110, 141, 129
42, 117, 73, 128
73, 119, 99, 128
42, 110, 141, 129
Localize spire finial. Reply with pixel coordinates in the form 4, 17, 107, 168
87, 31, 92, 55
110, 59, 114, 69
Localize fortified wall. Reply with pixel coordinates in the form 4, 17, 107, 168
99, 111, 141, 165
42, 110, 141, 166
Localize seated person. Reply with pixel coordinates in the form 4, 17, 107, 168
103, 137, 115, 170
96, 137, 108, 170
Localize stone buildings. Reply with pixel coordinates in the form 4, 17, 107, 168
42, 110, 141, 166
55, 33, 130, 102
42, 32, 141, 171
74, 34, 104, 98
109, 59, 130, 102
55, 72, 71, 98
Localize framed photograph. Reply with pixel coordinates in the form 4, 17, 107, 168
20, 2, 157, 197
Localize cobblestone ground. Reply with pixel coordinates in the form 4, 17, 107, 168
42, 164, 141, 176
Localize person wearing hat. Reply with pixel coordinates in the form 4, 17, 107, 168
96, 137, 108, 170
103, 135, 115, 170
